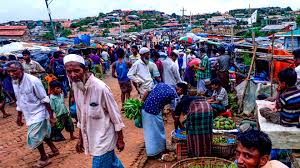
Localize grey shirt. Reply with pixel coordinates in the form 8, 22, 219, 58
212, 87, 228, 106
218, 55, 230, 72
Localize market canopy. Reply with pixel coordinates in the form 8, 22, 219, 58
179, 36, 193, 43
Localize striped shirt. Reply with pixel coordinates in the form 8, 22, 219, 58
279, 86, 300, 113
278, 86, 300, 126
212, 87, 228, 106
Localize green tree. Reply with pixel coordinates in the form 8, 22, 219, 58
285, 7, 292, 12
296, 16, 300, 28
102, 28, 110, 37
99, 20, 114, 29
60, 29, 72, 37
125, 26, 141, 32
78, 27, 87, 32
98, 12, 106, 19
42, 32, 55, 40
71, 18, 95, 28
171, 13, 177, 18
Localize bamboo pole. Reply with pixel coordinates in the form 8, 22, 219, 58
238, 32, 257, 114
270, 34, 275, 97
292, 29, 294, 51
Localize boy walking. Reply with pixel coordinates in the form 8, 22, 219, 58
0, 83, 10, 118
49, 80, 76, 141
112, 48, 132, 108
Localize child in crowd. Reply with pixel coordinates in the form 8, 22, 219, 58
0, 83, 10, 118
49, 80, 76, 141
262, 68, 300, 127
44, 69, 57, 95
207, 78, 228, 114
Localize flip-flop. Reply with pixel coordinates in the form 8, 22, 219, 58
48, 151, 60, 158
3, 114, 11, 118
32, 159, 51, 168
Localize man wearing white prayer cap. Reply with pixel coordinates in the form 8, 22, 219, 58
127, 47, 154, 99
63, 54, 125, 168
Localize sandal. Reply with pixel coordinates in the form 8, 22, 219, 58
3, 114, 11, 118
32, 159, 51, 168
48, 151, 60, 158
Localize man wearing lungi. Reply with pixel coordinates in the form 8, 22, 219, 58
63, 54, 125, 168
7, 61, 59, 168
186, 97, 213, 157
142, 83, 186, 158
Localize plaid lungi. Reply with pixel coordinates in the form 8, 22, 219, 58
186, 99, 213, 157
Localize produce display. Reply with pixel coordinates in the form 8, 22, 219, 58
228, 93, 238, 115
213, 116, 236, 130
124, 99, 143, 121
212, 136, 227, 144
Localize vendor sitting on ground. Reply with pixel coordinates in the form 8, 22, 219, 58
236, 129, 288, 168
207, 78, 228, 114
263, 68, 300, 127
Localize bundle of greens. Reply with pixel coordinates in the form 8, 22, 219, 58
228, 93, 238, 115
124, 99, 143, 121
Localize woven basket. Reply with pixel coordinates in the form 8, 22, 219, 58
212, 134, 237, 159
171, 157, 234, 168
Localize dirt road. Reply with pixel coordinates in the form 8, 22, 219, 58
0, 75, 146, 168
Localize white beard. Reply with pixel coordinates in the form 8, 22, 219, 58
12, 79, 19, 85
74, 81, 86, 92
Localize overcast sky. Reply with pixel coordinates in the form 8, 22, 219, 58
0, 0, 299, 23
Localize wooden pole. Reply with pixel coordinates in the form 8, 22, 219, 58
292, 29, 294, 51
270, 34, 275, 97
238, 32, 257, 114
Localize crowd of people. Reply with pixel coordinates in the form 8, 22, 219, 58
0, 43, 299, 168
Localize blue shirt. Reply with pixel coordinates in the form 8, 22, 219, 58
143, 83, 178, 115
178, 57, 183, 69
116, 60, 129, 82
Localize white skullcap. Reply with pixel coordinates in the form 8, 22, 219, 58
63, 54, 85, 65
139, 47, 150, 55
173, 50, 179, 55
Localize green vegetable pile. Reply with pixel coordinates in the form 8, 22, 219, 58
228, 93, 238, 115
124, 99, 143, 121
213, 136, 227, 144
213, 117, 236, 130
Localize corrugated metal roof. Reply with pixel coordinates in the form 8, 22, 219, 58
275, 29, 300, 37
0, 30, 26, 36
0, 26, 27, 30
162, 23, 181, 27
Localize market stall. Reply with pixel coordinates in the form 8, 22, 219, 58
256, 100, 300, 149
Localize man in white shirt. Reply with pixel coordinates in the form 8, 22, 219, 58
7, 61, 58, 167
127, 47, 154, 99
293, 49, 300, 86
63, 54, 125, 168
162, 51, 182, 86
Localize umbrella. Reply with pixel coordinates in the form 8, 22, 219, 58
179, 36, 193, 43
